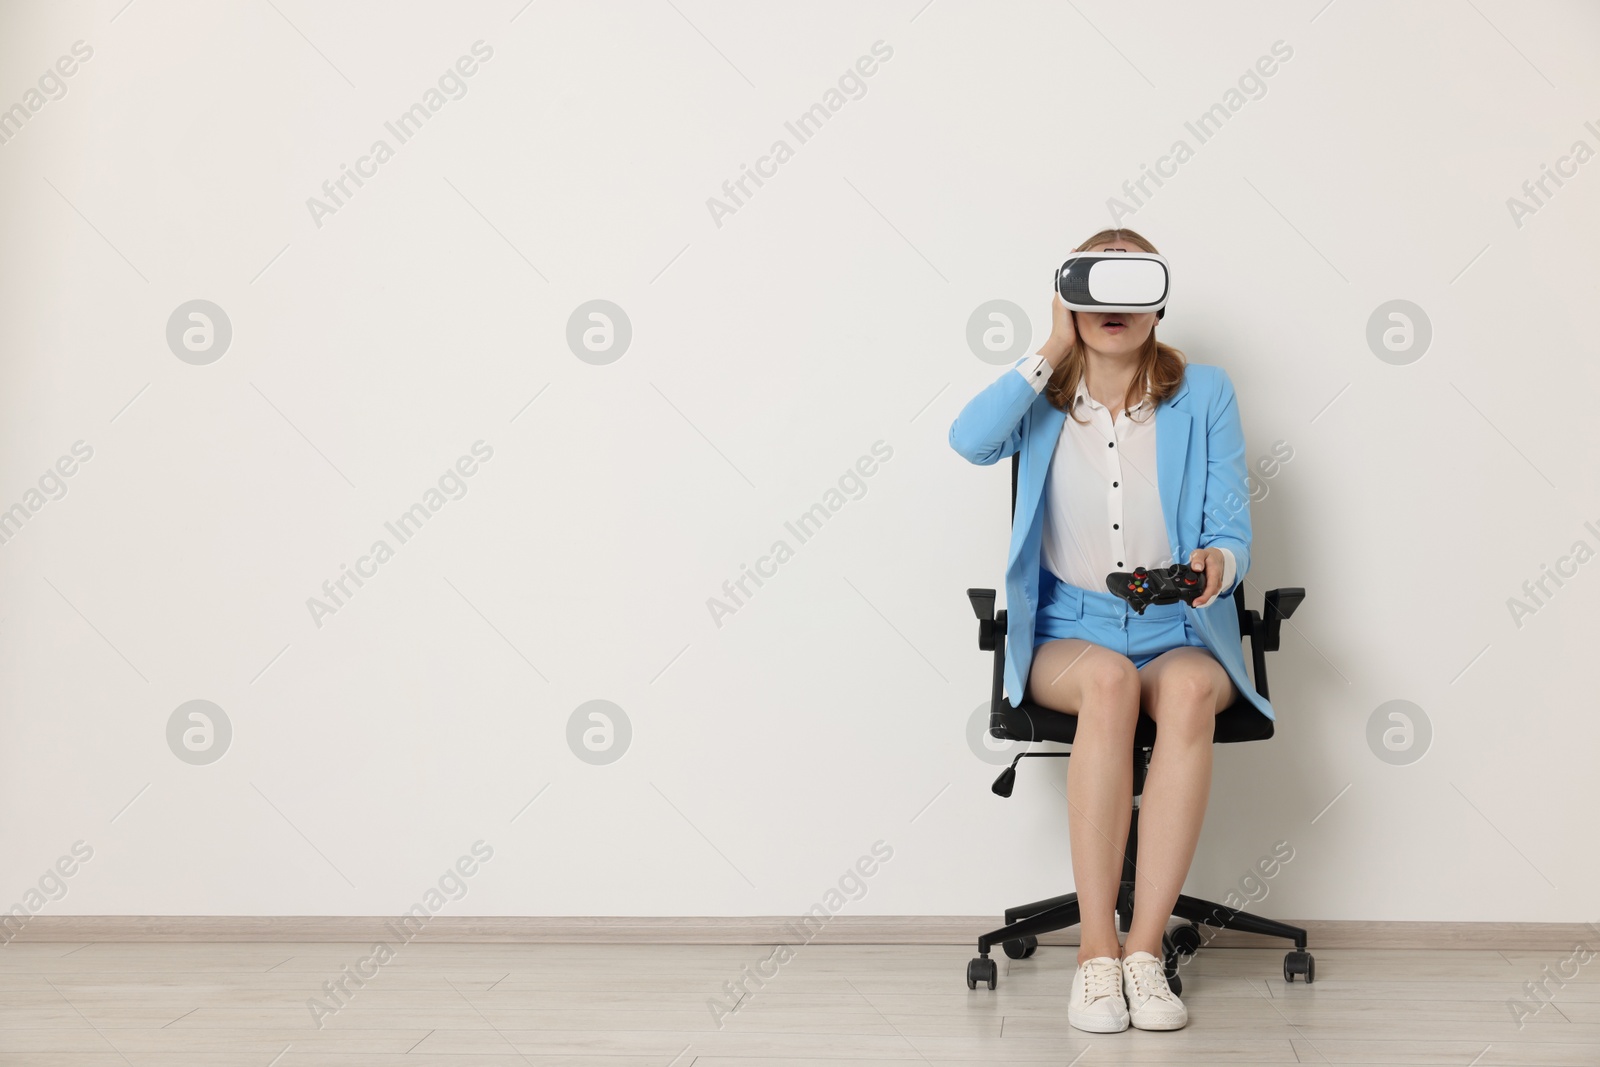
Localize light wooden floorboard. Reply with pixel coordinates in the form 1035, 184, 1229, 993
0, 940, 1596, 1064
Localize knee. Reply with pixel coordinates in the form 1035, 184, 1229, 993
1155, 669, 1220, 736
1077, 655, 1140, 721
1169, 667, 1219, 710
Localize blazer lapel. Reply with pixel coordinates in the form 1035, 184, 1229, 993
1155, 375, 1192, 561
1016, 398, 1067, 541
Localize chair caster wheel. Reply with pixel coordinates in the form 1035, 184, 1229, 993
1170, 923, 1202, 957
1284, 950, 1315, 983
1002, 936, 1038, 960
966, 956, 998, 990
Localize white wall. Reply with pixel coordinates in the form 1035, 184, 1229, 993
2, 0, 1597, 923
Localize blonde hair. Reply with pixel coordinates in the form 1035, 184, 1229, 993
1046, 227, 1186, 422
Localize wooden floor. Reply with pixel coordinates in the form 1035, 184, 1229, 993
2, 940, 1598, 1065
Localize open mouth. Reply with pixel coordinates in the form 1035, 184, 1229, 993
1102, 318, 1126, 331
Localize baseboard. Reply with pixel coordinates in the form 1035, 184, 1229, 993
5, 916, 1595, 950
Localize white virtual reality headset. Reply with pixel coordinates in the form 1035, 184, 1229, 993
1054, 251, 1170, 320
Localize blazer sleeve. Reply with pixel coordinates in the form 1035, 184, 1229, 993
1198, 366, 1252, 598
949, 357, 1037, 466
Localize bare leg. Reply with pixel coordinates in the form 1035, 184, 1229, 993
1122, 646, 1237, 959
1028, 638, 1142, 965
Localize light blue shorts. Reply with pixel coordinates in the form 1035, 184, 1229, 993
1031, 568, 1208, 669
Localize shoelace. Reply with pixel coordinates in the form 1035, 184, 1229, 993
1080, 959, 1122, 1004
1125, 956, 1179, 1003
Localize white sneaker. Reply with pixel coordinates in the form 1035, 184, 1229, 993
1068, 955, 1129, 1033
1121, 950, 1188, 1030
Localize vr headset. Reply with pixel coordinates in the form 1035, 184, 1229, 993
1054, 251, 1170, 320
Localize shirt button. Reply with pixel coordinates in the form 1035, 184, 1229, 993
1113, 523, 1119, 529
1117, 561, 1123, 567
1108, 442, 1114, 448
1112, 481, 1119, 488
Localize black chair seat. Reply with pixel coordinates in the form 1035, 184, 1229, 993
992, 695, 1275, 747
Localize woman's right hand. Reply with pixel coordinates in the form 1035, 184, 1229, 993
1040, 294, 1076, 366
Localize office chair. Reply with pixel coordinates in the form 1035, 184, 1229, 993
962, 452, 1312, 993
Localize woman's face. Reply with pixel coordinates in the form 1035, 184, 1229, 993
1075, 241, 1158, 356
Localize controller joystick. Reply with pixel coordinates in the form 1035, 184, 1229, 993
1106, 563, 1208, 614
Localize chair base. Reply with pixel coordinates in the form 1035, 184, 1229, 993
966, 883, 1314, 992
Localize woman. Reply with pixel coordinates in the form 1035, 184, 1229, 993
948, 228, 1275, 1034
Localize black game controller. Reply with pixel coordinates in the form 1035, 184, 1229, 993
1106, 564, 1208, 614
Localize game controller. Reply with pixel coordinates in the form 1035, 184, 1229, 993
1106, 563, 1208, 614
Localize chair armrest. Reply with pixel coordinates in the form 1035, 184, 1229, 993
1238, 586, 1306, 703
967, 588, 1006, 652
1259, 587, 1305, 653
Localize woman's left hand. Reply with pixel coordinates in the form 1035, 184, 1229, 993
1187, 547, 1227, 607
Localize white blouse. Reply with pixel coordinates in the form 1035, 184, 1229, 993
1015, 353, 1236, 598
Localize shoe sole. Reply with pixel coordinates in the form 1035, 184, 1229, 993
1068, 1013, 1130, 1033
1129, 1013, 1187, 1030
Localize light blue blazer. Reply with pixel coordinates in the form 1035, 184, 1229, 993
950, 359, 1274, 722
